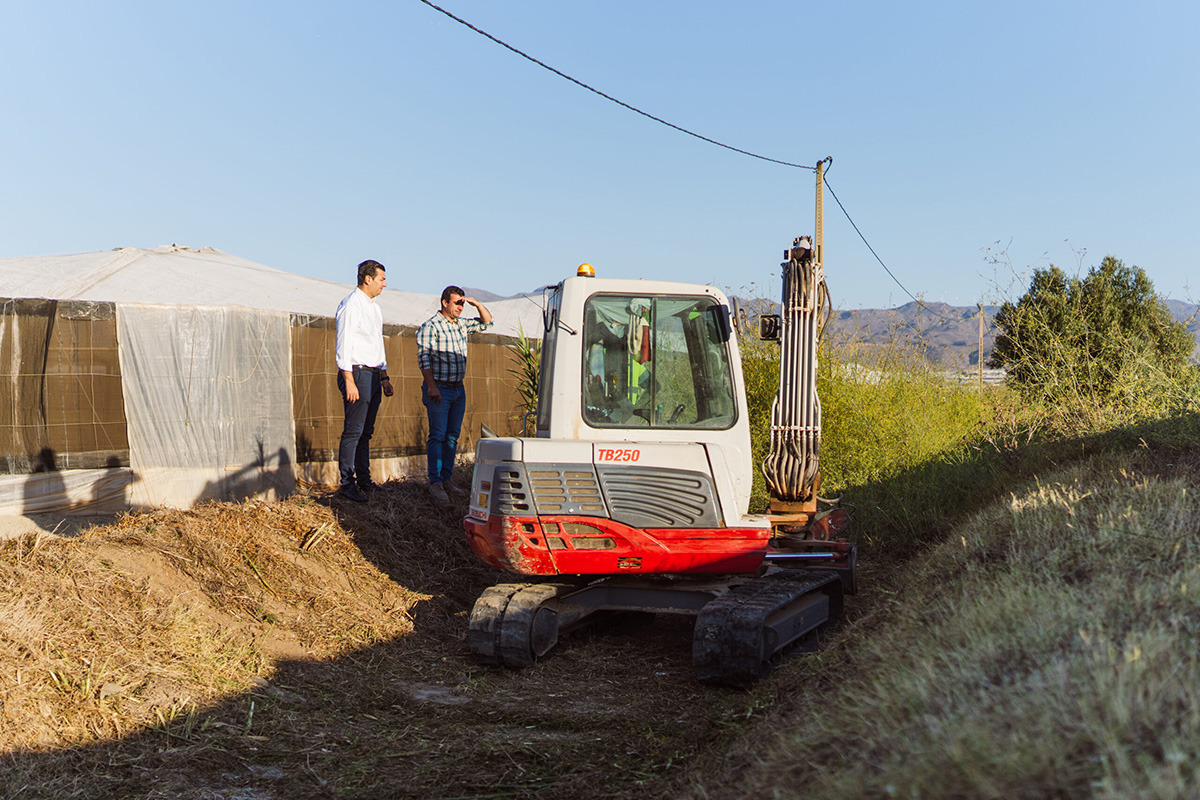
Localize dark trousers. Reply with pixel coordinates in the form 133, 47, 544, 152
338, 368, 382, 488
422, 382, 467, 485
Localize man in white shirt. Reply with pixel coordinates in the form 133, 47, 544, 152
334, 259, 393, 503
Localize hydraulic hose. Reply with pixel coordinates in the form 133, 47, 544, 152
762, 240, 829, 502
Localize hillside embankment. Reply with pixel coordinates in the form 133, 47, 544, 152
685, 435, 1200, 799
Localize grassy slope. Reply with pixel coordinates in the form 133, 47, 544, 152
686, 417, 1200, 799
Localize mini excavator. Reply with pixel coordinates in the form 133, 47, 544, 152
462, 158, 856, 686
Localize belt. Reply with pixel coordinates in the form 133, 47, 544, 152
352, 364, 383, 372
435, 380, 464, 387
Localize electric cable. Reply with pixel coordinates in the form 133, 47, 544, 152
416, 0, 813, 170
418, 0, 943, 317
823, 176, 952, 322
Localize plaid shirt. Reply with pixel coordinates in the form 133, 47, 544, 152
416, 312, 492, 383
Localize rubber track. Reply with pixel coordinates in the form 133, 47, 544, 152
693, 570, 840, 687
497, 584, 567, 667
469, 583, 570, 668
468, 583, 531, 665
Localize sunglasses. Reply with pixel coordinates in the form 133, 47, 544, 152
452, 300, 465, 306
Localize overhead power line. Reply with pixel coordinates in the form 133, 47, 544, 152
417, 0, 944, 317
416, 0, 814, 170
824, 177, 951, 321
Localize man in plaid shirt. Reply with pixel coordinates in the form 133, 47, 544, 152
416, 285, 493, 503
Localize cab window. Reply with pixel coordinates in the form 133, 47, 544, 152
535, 284, 563, 433
582, 294, 736, 429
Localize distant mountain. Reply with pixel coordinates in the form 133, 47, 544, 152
738, 298, 1200, 371
462, 286, 555, 303
1165, 298, 1200, 344
827, 301, 1001, 369
459, 287, 507, 303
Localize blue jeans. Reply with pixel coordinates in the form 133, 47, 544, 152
422, 382, 466, 485
338, 368, 382, 488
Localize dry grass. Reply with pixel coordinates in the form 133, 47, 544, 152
0, 494, 424, 778
0, 471, 766, 799
685, 445, 1200, 799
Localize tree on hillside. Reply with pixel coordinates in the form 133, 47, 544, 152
987, 256, 1194, 405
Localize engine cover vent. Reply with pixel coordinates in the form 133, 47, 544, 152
596, 466, 720, 529
524, 464, 608, 516
491, 463, 532, 515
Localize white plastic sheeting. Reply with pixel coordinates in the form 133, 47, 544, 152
0, 245, 545, 516
117, 304, 296, 508
0, 245, 545, 339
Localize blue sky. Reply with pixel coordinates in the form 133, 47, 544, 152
3, 1, 1196, 309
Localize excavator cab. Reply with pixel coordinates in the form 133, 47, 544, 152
466, 275, 762, 560
511, 275, 758, 525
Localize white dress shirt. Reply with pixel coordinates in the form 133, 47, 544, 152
335, 287, 387, 372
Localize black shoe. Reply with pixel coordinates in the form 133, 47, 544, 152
358, 480, 391, 493
338, 484, 369, 503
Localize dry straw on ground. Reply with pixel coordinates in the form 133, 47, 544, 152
0, 494, 425, 753
0, 474, 764, 799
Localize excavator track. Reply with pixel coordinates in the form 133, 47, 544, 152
468, 582, 571, 668
469, 571, 844, 685
692, 569, 843, 687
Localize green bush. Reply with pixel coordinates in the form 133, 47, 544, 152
741, 333, 986, 520
818, 341, 984, 493
988, 255, 1197, 421
739, 334, 781, 510
505, 323, 541, 435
